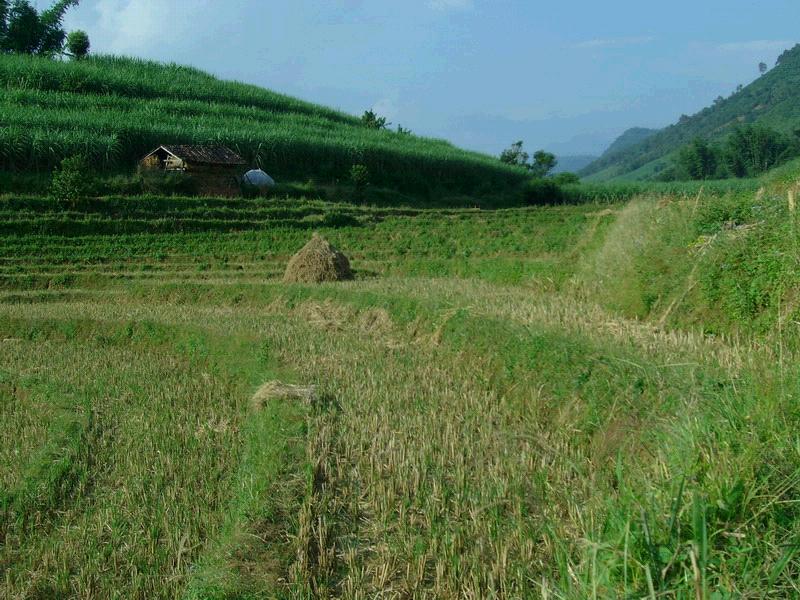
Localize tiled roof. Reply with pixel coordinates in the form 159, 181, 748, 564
158, 145, 246, 166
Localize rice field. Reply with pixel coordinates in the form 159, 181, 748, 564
2, 186, 799, 598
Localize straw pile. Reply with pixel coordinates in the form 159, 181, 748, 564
250, 380, 318, 411
283, 233, 353, 283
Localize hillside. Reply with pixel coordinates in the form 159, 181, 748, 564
596, 127, 657, 159
581, 44, 800, 180
0, 54, 527, 195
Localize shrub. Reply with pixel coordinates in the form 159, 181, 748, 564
552, 172, 580, 185
350, 164, 369, 187
50, 155, 93, 204
521, 178, 562, 205
361, 110, 389, 130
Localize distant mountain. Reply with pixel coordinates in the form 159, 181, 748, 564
580, 44, 800, 181
553, 155, 598, 174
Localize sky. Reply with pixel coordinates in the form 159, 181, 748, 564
58, 0, 800, 157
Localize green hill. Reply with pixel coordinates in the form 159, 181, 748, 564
581, 44, 800, 180
0, 54, 527, 195
598, 127, 657, 159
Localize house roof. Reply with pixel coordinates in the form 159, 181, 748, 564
143, 145, 246, 166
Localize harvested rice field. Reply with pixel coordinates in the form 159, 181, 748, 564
2, 191, 799, 598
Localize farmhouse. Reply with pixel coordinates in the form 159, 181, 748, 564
139, 145, 246, 196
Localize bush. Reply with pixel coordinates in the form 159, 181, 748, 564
521, 179, 562, 205
350, 164, 369, 187
552, 172, 580, 185
350, 164, 369, 201
50, 155, 93, 204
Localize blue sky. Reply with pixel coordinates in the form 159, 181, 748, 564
60, 0, 799, 157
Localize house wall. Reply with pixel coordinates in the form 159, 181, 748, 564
140, 155, 161, 169
186, 165, 242, 197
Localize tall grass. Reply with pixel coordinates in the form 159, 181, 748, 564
562, 178, 762, 203
0, 54, 528, 195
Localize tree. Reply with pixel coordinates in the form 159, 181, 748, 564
677, 138, 718, 180
759, 62, 768, 75
499, 140, 529, 168
0, 2, 8, 39
530, 150, 557, 178
776, 45, 798, 66
500, 142, 557, 177
2, 1, 39, 53
361, 110, 389, 130
0, 0, 80, 56
65, 28, 89, 58
724, 125, 791, 177
39, 0, 79, 56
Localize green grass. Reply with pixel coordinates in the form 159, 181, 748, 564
0, 54, 528, 196
2, 184, 800, 597
562, 178, 762, 203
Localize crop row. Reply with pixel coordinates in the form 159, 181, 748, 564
0, 54, 356, 124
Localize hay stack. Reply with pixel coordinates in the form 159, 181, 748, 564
283, 233, 353, 283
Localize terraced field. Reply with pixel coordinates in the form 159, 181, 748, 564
2, 190, 799, 598
0, 54, 527, 195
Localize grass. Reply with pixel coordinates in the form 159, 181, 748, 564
2, 181, 800, 597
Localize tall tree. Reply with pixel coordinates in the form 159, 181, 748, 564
678, 138, 718, 180
3, 1, 39, 53
759, 62, 768, 75
530, 150, 557, 178
0, 1, 8, 39
0, 0, 80, 56
38, 0, 79, 56
725, 125, 790, 177
499, 141, 529, 168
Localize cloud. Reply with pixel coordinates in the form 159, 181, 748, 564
716, 40, 796, 53
67, 0, 215, 55
573, 36, 655, 50
96, 0, 165, 53
428, 0, 473, 11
